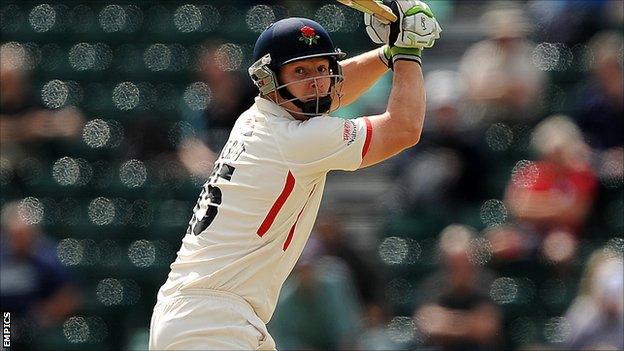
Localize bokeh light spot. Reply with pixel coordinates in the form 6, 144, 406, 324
41, 80, 68, 109
128, 240, 156, 267
52, 156, 80, 186
96, 278, 123, 306
315, 5, 344, 32
112, 82, 140, 110
386, 316, 416, 344
511, 160, 540, 188
63, 316, 90, 343
82, 119, 111, 148
99, 5, 126, 32
468, 237, 492, 265
490, 277, 518, 304
174, 4, 202, 32
183, 82, 212, 111
215, 43, 243, 71
543, 317, 571, 343
378, 236, 409, 265
29, 4, 56, 32
68, 42, 96, 71
485, 123, 513, 151
246, 5, 275, 33
57, 238, 84, 266
18, 197, 44, 225
144, 43, 171, 71
88, 197, 115, 225
533, 42, 559, 71
480, 199, 508, 227
119, 159, 147, 188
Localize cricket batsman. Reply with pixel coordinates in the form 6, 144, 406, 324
149, 1, 441, 349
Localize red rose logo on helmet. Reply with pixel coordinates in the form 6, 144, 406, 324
299, 25, 320, 45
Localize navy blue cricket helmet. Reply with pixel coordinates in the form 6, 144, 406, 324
248, 18, 346, 116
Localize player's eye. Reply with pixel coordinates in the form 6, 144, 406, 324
318, 66, 328, 74
295, 67, 306, 75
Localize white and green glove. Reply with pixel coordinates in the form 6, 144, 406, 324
366, 1, 441, 68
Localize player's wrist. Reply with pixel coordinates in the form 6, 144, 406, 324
386, 46, 422, 70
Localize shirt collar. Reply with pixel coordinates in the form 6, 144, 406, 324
254, 96, 296, 121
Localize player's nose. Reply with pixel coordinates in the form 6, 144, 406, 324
309, 77, 326, 92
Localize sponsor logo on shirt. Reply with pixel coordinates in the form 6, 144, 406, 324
343, 120, 357, 146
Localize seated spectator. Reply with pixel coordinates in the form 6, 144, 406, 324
356, 302, 406, 350
0, 201, 82, 344
414, 224, 502, 351
459, 5, 545, 125
1, 42, 85, 195
269, 237, 363, 350
315, 213, 381, 307
0, 42, 84, 146
385, 71, 491, 216
527, 0, 616, 45
563, 248, 623, 350
490, 115, 598, 264
178, 41, 258, 178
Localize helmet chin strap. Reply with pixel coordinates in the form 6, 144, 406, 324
276, 80, 332, 117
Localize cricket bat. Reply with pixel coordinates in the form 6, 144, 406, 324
336, 0, 397, 24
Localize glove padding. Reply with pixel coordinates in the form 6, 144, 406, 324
365, 0, 441, 49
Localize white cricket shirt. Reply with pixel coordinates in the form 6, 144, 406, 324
157, 96, 372, 323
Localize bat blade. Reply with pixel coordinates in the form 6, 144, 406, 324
336, 0, 397, 24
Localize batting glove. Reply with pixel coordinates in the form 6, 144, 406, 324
365, 0, 442, 49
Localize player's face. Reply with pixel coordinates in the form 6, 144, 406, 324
278, 58, 332, 101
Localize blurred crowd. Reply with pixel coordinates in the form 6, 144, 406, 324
1, 1, 623, 350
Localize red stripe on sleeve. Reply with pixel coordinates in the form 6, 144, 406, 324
362, 117, 373, 158
283, 185, 316, 251
257, 171, 296, 237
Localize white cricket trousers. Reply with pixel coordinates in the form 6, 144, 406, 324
149, 289, 276, 350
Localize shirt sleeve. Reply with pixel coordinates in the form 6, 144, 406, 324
276, 116, 372, 175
